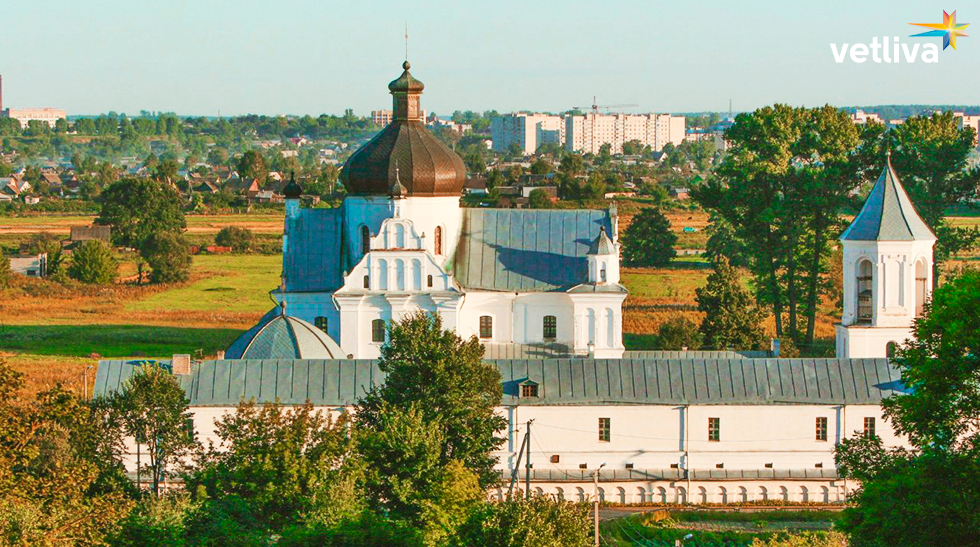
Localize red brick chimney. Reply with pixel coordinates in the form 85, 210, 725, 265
171, 354, 191, 375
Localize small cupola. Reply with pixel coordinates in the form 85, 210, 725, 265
587, 226, 619, 284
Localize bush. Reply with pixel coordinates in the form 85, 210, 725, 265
67, 240, 118, 284
656, 316, 703, 350
0, 253, 9, 288
621, 207, 677, 267
215, 226, 255, 253
451, 498, 592, 547
141, 232, 192, 284
109, 495, 193, 547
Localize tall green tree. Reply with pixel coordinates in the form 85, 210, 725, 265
97, 178, 186, 249
835, 269, 980, 547
141, 232, 192, 284
115, 364, 195, 496
694, 105, 860, 345
696, 257, 768, 350
237, 150, 267, 183
620, 207, 677, 267
527, 188, 552, 209
0, 253, 9, 288
356, 312, 507, 491
68, 240, 118, 285
862, 111, 980, 278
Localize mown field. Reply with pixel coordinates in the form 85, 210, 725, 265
3, 208, 978, 396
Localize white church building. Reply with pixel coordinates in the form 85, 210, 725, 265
273, 61, 626, 360
94, 63, 937, 504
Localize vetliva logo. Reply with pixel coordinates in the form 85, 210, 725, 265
831, 10, 968, 63
830, 37, 940, 64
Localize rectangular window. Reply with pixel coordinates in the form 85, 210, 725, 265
708, 417, 720, 442
479, 316, 493, 339
550, 455, 560, 464
521, 384, 538, 398
598, 417, 611, 442
816, 417, 828, 441
314, 316, 328, 333
543, 315, 557, 341
371, 319, 385, 342
864, 417, 876, 437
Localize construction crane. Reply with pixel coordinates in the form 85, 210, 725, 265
571, 96, 638, 115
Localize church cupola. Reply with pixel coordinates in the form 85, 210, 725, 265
340, 61, 467, 197
836, 153, 936, 358
587, 226, 619, 284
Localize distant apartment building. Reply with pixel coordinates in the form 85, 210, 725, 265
0, 75, 66, 128
565, 113, 685, 155
955, 112, 980, 146
372, 108, 426, 127
850, 109, 883, 125
491, 113, 566, 155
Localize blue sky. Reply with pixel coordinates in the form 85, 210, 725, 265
2, 0, 977, 116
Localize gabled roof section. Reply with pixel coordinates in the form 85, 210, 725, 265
842, 157, 936, 242
283, 207, 343, 292
94, 357, 904, 407
453, 208, 613, 292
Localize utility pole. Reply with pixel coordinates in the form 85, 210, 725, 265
593, 462, 606, 547
507, 419, 534, 499
525, 419, 533, 500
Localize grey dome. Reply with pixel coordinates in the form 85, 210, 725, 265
225, 308, 345, 360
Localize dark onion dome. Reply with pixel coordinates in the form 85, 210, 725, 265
341, 61, 467, 197
224, 307, 344, 359
283, 172, 303, 198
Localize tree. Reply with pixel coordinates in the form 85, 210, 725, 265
115, 363, 195, 496
97, 178, 186, 249
237, 150, 267, 183
527, 188, 552, 209
696, 257, 768, 350
141, 232, 192, 284
68, 240, 118, 284
704, 214, 750, 268
452, 498, 592, 547
871, 112, 980, 278
187, 401, 356, 531
0, 253, 9, 288
835, 270, 980, 546
620, 207, 677, 267
529, 158, 552, 176
656, 316, 703, 350
0, 361, 133, 546
486, 168, 504, 191
558, 153, 585, 177
215, 226, 255, 252
356, 312, 507, 494
694, 105, 860, 345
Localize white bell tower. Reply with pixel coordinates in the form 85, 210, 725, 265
835, 154, 936, 358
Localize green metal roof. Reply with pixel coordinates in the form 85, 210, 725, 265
453, 208, 614, 292
95, 357, 902, 407
842, 158, 935, 242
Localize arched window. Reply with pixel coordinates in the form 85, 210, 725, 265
378, 259, 388, 290
635, 487, 646, 503
479, 316, 493, 339
371, 319, 385, 342
915, 258, 928, 316
800, 486, 809, 503
698, 486, 708, 504
434, 226, 443, 255
676, 486, 687, 504
576, 487, 586, 503
363, 275, 369, 289
555, 487, 564, 502
605, 308, 615, 348
361, 226, 371, 254
395, 259, 405, 291
780, 486, 789, 502
759, 486, 768, 501
718, 487, 728, 504
543, 315, 557, 341
395, 224, 405, 248
600, 263, 607, 282
739, 486, 748, 503
427, 274, 433, 288
657, 487, 667, 504
820, 486, 830, 503
587, 308, 597, 344
886, 341, 898, 359
857, 259, 873, 324
412, 260, 422, 290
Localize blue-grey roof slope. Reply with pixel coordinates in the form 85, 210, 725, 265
453, 208, 613, 292
224, 310, 345, 360
842, 158, 935, 242
95, 358, 903, 407
284, 207, 344, 292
